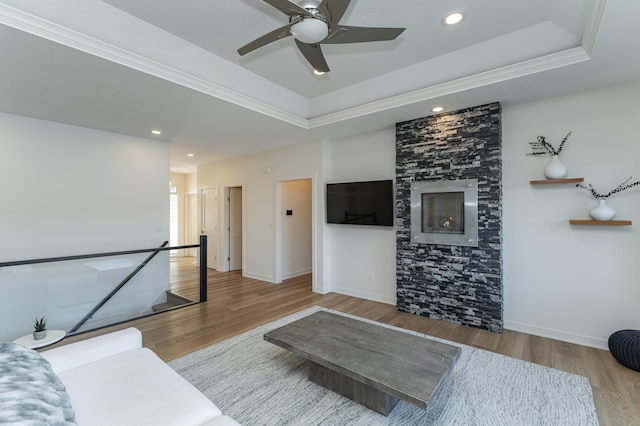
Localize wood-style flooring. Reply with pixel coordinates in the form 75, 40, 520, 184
53, 257, 640, 425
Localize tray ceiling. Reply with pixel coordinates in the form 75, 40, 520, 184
1, 0, 639, 172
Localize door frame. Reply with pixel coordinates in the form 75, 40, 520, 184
222, 185, 245, 273
274, 174, 317, 291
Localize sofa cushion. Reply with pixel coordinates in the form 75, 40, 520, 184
0, 343, 76, 425
42, 327, 142, 374
57, 347, 222, 426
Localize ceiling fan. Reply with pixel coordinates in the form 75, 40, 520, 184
237, 0, 405, 74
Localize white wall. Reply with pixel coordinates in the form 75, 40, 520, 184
185, 173, 197, 194
325, 129, 397, 304
281, 179, 312, 279
196, 131, 396, 302
170, 172, 197, 254
185, 173, 198, 256
197, 141, 326, 291
170, 172, 185, 249
502, 80, 640, 349
0, 112, 170, 340
1, 112, 170, 258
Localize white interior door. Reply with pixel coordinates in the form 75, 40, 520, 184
201, 188, 218, 269
187, 194, 198, 257
229, 187, 243, 271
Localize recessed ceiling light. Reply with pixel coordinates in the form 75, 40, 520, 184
151, 130, 162, 135
186, 153, 195, 157
444, 12, 464, 26
431, 106, 445, 113
313, 69, 326, 76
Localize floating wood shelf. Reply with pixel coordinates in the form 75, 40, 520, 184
569, 220, 632, 226
530, 178, 584, 185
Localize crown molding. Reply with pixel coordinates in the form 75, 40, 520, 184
308, 46, 590, 128
581, 0, 607, 55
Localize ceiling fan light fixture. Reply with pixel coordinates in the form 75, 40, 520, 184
291, 18, 329, 44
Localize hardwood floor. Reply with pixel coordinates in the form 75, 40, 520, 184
55, 257, 639, 425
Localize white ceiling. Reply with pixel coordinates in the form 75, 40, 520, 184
0, 0, 639, 173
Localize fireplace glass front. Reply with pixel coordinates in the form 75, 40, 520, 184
411, 179, 478, 246
421, 192, 465, 234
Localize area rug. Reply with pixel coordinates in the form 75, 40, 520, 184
169, 307, 599, 425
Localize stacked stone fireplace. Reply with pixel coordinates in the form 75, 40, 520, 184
395, 102, 503, 332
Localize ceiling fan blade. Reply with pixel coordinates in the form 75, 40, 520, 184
264, 0, 314, 18
295, 40, 330, 73
322, 25, 405, 44
238, 23, 293, 56
318, 0, 351, 27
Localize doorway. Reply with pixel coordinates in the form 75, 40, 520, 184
276, 179, 312, 283
225, 186, 243, 272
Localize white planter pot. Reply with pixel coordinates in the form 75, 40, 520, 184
33, 330, 47, 340
589, 199, 616, 221
544, 155, 568, 179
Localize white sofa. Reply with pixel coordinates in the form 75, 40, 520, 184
40, 327, 240, 426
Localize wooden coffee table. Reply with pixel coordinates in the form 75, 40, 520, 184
264, 311, 460, 416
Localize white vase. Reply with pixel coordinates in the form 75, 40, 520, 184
544, 155, 568, 179
589, 199, 616, 221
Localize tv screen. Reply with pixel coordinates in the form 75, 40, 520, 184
326, 180, 394, 226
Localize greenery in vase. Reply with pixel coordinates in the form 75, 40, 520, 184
576, 177, 640, 200
34, 316, 46, 332
526, 131, 572, 156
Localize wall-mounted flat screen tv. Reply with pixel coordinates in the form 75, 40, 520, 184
326, 180, 394, 226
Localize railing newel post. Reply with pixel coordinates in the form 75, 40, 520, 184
199, 235, 208, 303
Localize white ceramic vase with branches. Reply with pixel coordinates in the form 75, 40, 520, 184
577, 177, 640, 221
527, 131, 572, 179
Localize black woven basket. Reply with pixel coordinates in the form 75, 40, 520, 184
608, 329, 640, 372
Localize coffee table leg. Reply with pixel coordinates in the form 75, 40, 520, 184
308, 362, 399, 416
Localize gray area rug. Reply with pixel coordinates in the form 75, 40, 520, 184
169, 307, 599, 425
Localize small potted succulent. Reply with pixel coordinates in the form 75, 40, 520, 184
33, 316, 47, 340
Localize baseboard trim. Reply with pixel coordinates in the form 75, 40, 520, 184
242, 271, 275, 283
330, 286, 396, 306
504, 320, 609, 350
283, 268, 312, 280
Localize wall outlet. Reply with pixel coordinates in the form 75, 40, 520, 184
251, 258, 256, 265
368, 273, 374, 282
